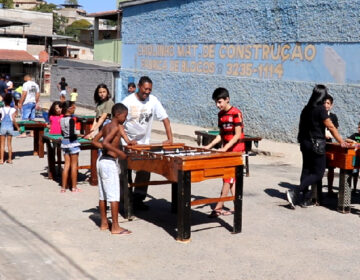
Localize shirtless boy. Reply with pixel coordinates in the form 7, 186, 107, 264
92, 103, 133, 235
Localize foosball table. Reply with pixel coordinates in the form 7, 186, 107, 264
325, 143, 360, 213
120, 143, 244, 242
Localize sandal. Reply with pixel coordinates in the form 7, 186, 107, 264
71, 188, 82, 193
208, 209, 222, 218
60, 188, 66, 193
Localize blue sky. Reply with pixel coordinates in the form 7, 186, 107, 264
49, 1, 117, 13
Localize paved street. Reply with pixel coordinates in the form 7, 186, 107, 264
1, 104, 360, 279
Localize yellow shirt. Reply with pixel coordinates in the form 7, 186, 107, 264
70, 92, 78, 102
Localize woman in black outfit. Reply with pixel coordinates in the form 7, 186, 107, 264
286, 85, 345, 208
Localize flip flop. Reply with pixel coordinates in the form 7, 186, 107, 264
221, 210, 233, 216
112, 229, 132, 235
16, 134, 27, 138
6, 160, 13, 164
208, 209, 222, 218
71, 188, 82, 193
60, 188, 66, 193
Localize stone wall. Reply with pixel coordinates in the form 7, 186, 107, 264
50, 64, 115, 109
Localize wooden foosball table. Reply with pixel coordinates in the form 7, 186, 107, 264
324, 143, 360, 213
120, 143, 244, 242
75, 115, 95, 135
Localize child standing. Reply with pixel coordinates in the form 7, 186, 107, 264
205, 87, 245, 217
346, 122, 360, 195
70, 88, 78, 102
57, 77, 69, 102
127, 82, 136, 94
324, 95, 339, 197
84, 84, 114, 140
60, 101, 81, 193
48, 101, 63, 134
92, 103, 132, 235
0, 94, 20, 164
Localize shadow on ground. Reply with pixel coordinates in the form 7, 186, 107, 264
84, 195, 234, 239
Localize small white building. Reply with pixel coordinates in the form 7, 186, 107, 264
52, 39, 93, 60
0, 37, 39, 87
13, 0, 45, 10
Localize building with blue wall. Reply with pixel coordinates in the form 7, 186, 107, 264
118, 0, 360, 142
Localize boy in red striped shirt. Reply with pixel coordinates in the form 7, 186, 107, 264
205, 87, 245, 217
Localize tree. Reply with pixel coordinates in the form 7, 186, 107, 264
32, 3, 57, 13
65, 19, 91, 39
31, 3, 68, 35
0, 0, 14, 8
53, 13, 68, 35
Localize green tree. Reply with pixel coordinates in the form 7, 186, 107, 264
53, 13, 68, 35
31, 3, 57, 13
0, 0, 14, 8
65, 19, 91, 39
31, 3, 68, 35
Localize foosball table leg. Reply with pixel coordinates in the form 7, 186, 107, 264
338, 169, 352, 213
171, 183, 178, 213
176, 170, 191, 242
120, 160, 134, 220
233, 165, 244, 234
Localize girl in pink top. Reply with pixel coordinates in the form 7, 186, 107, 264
48, 101, 63, 134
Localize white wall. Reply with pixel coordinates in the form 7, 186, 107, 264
0, 38, 27, 50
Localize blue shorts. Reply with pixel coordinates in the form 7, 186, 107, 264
62, 146, 81, 154
0, 127, 19, 136
22, 102, 36, 120
61, 138, 81, 154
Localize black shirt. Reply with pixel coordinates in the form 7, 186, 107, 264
0, 80, 7, 97
348, 133, 360, 143
59, 81, 68, 91
329, 112, 339, 128
298, 105, 329, 142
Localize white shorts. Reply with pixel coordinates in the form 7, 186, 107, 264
60, 90, 67, 96
97, 156, 120, 202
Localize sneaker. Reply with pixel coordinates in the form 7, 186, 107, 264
286, 190, 296, 209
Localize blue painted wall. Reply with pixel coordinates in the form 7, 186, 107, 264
119, 0, 360, 142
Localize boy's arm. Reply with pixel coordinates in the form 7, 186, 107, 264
92, 129, 104, 149
162, 118, 173, 144
204, 134, 222, 149
324, 118, 345, 145
220, 125, 242, 152
119, 124, 137, 145
346, 138, 356, 143
103, 127, 127, 159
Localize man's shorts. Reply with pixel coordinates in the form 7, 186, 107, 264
60, 90, 67, 96
22, 102, 36, 120
97, 156, 120, 202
